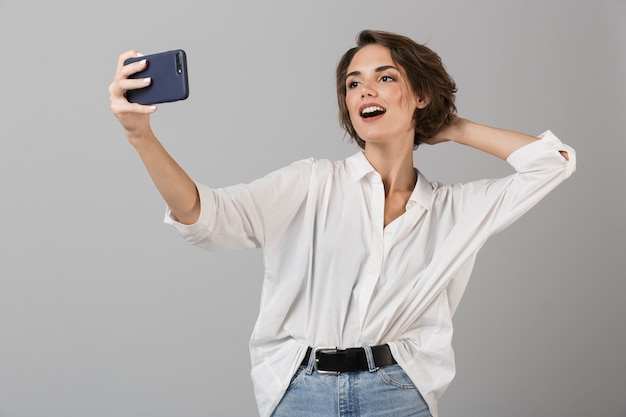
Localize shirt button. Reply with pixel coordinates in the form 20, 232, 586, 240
406, 201, 416, 209
546, 140, 556, 146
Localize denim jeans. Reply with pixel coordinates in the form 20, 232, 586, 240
271, 346, 432, 417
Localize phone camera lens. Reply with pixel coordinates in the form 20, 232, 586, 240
176, 53, 182, 74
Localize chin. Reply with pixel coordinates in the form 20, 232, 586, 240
361, 138, 389, 148
356, 130, 386, 143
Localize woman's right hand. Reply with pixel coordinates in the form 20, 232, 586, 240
108, 50, 157, 142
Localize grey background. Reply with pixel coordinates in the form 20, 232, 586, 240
1, 0, 624, 416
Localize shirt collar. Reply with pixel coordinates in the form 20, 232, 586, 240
346, 152, 433, 211
410, 168, 433, 211
346, 151, 376, 181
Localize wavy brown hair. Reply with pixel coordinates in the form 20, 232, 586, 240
337, 30, 457, 149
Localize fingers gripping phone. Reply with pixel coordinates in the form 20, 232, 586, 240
124, 49, 189, 105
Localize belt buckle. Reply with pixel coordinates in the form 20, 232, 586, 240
313, 346, 340, 375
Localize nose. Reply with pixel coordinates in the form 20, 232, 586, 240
360, 82, 377, 98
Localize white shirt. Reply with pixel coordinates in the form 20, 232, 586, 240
165, 131, 575, 417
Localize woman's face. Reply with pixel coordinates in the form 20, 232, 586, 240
345, 44, 426, 148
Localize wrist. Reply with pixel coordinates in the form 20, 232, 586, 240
450, 117, 480, 145
448, 117, 472, 143
126, 126, 157, 149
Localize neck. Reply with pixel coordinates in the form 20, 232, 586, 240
363, 140, 416, 195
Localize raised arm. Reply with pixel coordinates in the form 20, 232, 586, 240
426, 116, 570, 161
109, 50, 200, 225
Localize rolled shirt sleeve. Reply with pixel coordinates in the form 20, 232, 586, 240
507, 129, 576, 177
164, 158, 315, 251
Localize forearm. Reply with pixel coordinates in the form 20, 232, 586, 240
451, 119, 539, 160
130, 129, 200, 225
110, 50, 201, 225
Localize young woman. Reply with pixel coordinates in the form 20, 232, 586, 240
109, 30, 575, 417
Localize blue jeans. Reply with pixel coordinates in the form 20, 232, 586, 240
271, 346, 432, 417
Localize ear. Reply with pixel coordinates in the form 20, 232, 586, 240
415, 95, 430, 109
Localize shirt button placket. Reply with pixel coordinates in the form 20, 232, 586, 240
358, 173, 386, 329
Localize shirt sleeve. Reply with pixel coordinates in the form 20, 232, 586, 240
164, 158, 315, 251
482, 129, 575, 233
415, 130, 576, 316
507, 129, 576, 180
439, 130, 576, 239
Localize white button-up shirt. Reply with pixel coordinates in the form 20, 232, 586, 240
166, 131, 575, 417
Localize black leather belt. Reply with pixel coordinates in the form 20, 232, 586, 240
302, 345, 397, 374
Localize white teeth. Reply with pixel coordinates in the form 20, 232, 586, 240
361, 106, 385, 114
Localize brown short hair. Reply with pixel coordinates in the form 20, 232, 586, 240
336, 30, 457, 149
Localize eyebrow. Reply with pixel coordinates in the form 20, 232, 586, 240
346, 65, 399, 78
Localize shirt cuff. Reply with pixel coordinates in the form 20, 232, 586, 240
506, 130, 576, 177
163, 183, 215, 241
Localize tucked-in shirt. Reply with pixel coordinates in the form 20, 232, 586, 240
165, 130, 576, 417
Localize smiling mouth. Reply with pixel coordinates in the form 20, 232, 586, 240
360, 106, 386, 118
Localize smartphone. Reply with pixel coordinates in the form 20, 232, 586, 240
124, 49, 189, 105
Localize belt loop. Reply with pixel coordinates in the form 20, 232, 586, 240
305, 347, 316, 374
363, 345, 378, 372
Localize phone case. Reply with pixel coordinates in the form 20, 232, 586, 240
124, 49, 189, 105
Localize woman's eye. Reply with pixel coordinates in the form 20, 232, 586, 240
380, 75, 394, 82
347, 81, 360, 89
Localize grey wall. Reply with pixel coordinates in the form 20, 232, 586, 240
1, 1, 624, 416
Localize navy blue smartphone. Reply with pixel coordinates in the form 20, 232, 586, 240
124, 49, 189, 105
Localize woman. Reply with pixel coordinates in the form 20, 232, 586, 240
109, 30, 575, 417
